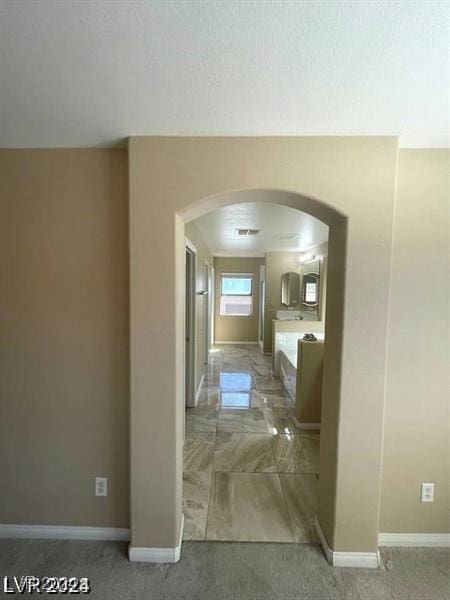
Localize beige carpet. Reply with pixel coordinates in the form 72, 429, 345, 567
0, 539, 448, 599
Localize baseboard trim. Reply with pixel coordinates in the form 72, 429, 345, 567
0, 524, 130, 541
195, 373, 205, 403
214, 341, 258, 345
378, 532, 450, 547
293, 415, 321, 431
128, 545, 181, 563
314, 517, 380, 569
128, 515, 184, 563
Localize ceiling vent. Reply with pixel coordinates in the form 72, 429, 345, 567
274, 233, 298, 241
235, 228, 260, 236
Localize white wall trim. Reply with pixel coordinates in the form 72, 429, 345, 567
293, 415, 321, 431
214, 340, 258, 345
314, 517, 380, 569
0, 524, 130, 541
378, 532, 450, 547
195, 372, 205, 404
129, 515, 184, 563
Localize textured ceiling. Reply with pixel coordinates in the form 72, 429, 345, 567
194, 201, 329, 256
0, 1, 448, 148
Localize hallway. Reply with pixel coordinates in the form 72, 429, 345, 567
183, 344, 320, 543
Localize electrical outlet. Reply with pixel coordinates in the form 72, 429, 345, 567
95, 477, 108, 497
421, 482, 434, 503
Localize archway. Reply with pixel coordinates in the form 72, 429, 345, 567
178, 188, 346, 555
128, 135, 396, 567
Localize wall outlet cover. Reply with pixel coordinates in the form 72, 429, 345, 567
421, 482, 434, 503
95, 477, 108, 497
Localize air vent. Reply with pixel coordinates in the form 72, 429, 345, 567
235, 228, 260, 236
274, 233, 298, 241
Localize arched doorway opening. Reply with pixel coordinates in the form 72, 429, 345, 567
128, 135, 395, 568
178, 189, 347, 554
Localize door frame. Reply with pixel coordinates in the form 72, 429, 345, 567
185, 239, 197, 407
203, 260, 212, 364
258, 264, 266, 353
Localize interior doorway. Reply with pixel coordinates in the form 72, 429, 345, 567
185, 242, 196, 407
129, 138, 393, 567
203, 261, 211, 365
183, 201, 328, 543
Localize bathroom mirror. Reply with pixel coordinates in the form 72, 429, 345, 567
281, 271, 300, 307
300, 258, 321, 320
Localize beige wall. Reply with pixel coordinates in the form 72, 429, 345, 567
129, 136, 398, 554
1, 140, 446, 558
214, 257, 264, 343
0, 149, 129, 527
185, 222, 214, 391
381, 149, 450, 534
264, 242, 328, 353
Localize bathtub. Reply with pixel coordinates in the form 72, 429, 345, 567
275, 331, 325, 401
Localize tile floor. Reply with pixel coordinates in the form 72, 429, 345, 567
183, 343, 320, 543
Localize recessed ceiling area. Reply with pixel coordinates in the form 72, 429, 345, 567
0, 1, 448, 148
193, 202, 329, 257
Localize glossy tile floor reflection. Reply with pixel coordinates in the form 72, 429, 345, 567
183, 344, 320, 543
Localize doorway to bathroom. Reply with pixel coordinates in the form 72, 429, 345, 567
129, 137, 392, 565
183, 199, 328, 543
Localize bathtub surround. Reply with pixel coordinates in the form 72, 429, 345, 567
273, 333, 324, 427
272, 322, 325, 373
295, 340, 324, 426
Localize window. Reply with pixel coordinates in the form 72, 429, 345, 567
220, 274, 253, 316
304, 282, 318, 303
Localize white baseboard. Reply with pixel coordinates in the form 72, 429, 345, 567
128, 545, 181, 563
0, 524, 130, 541
314, 517, 380, 569
293, 415, 321, 431
214, 340, 258, 345
128, 515, 184, 563
195, 373, 205, 403
298, 422, 321, 430
378, 532, 450, 547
